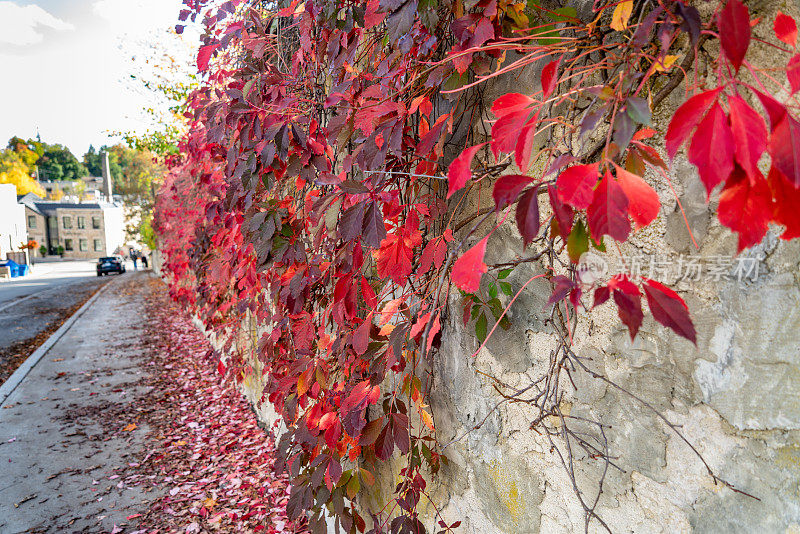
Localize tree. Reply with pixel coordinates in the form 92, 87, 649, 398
37, 144, 87, 181
0, 149, 45, 196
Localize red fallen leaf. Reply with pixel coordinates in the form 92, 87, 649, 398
557, 163, 599, 209
642, 278, 697, 344
767, 165, 800, 239
541, 59, 560, 98
197, 44, 217, 72
491, 93, 534, 117
718, 0, 751, 72
787, 55, 800, 94
493, 174, 533, 211
614, 165, 660, 228
718, 166, 772, 251
774, 11, 798, 47
665, 88, 721, 160
728, 95, 767, 183
587, 172, 630, 242
452, 236, 489, 292
768, 114, 800, 187
516, 187, 541, 248
688, 102, 735, 198
447, 143, 485, 198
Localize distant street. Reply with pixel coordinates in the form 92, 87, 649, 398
0, 260, 132, 385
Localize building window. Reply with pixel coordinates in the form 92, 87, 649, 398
64, 239, 73, 251
27, 215, 36, 228
63, 216, 72, 229
93, 239, 103, 252
92, 216, 101, 229
77, 216, 85, 229
79, 239, 88, 251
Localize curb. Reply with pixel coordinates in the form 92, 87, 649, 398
0, 277, 115, 407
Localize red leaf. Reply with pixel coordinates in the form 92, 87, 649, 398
197, 44, 216, 72
361, 277, 377, 309
541, 59, 560, 98
514, 115, 539, 172
491, 109, 531, 160
614, 165, 660, 228
718, 0, 751, 72
688, 102, 735, 197
493, 174, 533, 211
753, 89, 788, 130
767, 165, 800, 240
587, 172, 630, 242
787, 55, 800, 94
548, 184, 574, 237
352, 317, 371, 355
417, 113, 450, 155
448, 143, 485, 198
557, 163, 599, 209
728, 95, 767, 183
613, 285, 643, 340
516, 187, 540, 248
452, 236, 488, 292
774, 11, 798, 47
768, 114, 800, 187
642, 279, 696, 344
491, 93, 534, 117
593, 286, 610, 308
665, 89, 721, 160
718, 166, 772, 251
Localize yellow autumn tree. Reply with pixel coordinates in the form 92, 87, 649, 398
0, 149, 46, 196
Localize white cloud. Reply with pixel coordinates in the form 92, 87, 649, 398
0, 1, 74, 46
93, 0, 180, 34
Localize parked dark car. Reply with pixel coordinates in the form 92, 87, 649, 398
96, 256, 126, 276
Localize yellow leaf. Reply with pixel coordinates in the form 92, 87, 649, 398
378, 323, 395, 336
654, 55, 680, 72
203, 497, 217, 509
610, 0, 633, 31
420, 408, 435, 431
123, 423, 137, 432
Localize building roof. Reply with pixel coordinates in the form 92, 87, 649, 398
29, 201, 120, 216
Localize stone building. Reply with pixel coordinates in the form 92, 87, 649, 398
0, 184, 28, 261
18, 195, 125, 259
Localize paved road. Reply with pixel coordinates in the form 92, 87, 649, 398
0, 261, 135, 385
0, 273, 159, 533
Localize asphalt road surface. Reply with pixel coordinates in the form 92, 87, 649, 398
0, 260, 131, 385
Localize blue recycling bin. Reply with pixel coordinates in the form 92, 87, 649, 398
0, 259, 25, 278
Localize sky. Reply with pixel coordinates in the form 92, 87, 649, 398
0, 0, 198, 158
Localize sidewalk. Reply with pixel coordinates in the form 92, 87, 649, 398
0, 272, 300, 533
0, 273, 159, 533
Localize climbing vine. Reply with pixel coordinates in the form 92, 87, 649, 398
155, 0, 800, 531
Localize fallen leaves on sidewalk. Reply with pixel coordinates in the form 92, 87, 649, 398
115, 278, 307, 533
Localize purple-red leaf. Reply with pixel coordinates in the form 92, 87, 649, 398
768, 114, 800, 187
665, 89, 720, 160
642, 279, 696, 344
493, 174, 533, 211
557, 163, 599, 209
587, 172, 630, 242
447, 143, 485, 198
718, 0, 751, 72
516, 187, 540, 248
548, 184, 574, 237
688, 102, 735, 197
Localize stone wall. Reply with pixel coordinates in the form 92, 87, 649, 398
192, 1, 800, 530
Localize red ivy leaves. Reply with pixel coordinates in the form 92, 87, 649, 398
728, 95, 768, 182
516, 187, 541, 248
718, 166, 773, 252
587, 172, 630, 242
665, 89, 721, 160
557, 163, 599, 209
768, 114, 800, 187
614, 165, 660, 228
688, 102, 735, 197
492, 174, 533, 211
452, 236, 489, 292
642, 279, 696, 344
718, 0, 751, 72
447, 143, 485, 198
775, 11, 798, 47
197, 44, 217, 72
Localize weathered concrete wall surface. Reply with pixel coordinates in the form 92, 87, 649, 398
193, 1, 800, 531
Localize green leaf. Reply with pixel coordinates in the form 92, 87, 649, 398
346, 473, 360, 499
567, 219, 589, 263
498, 268, 512, 279
529, 6, 578, 45
488, 283, 498, 299
475, 313, 488, 342
443, 71, 469, 92
592, 235, 606, 252
626, 96, 652, 126
500, 281, 513, 296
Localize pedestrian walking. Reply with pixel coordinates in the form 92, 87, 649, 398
141, 254, 149, 269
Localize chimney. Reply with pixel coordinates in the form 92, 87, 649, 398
101, 151, 113, 202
